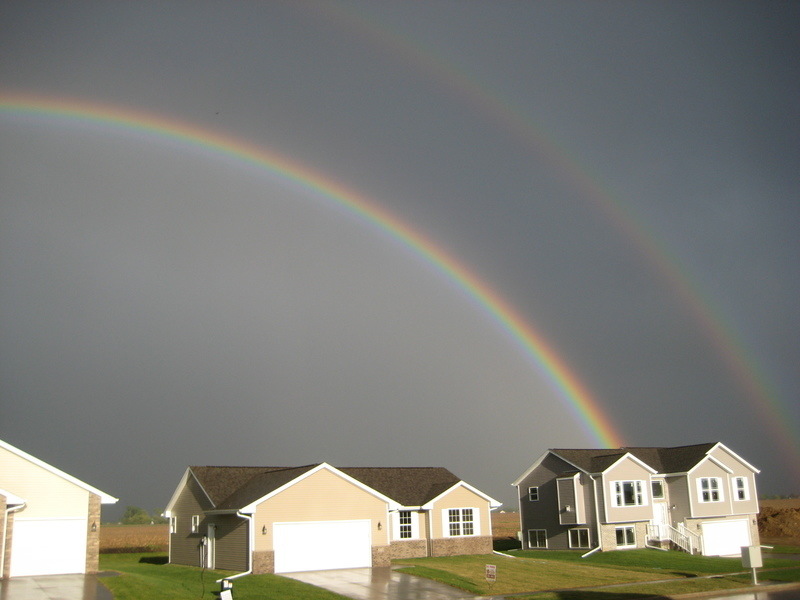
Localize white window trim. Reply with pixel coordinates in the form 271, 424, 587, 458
651, 480, 665, 500
527, 529, 547, 548
615, 526, 636, 548
528, 487, 539, 502
191, 515, 200, 533
393, 510, 420, 540
169, 516, 177, 534
568, 528, 591, 549
442, 508, 480, 537
611, 480, 648, 507
698, 477, 724, 503
733, 476, 749, 501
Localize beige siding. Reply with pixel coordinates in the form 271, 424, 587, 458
430, 485, 490, 539
707, 446, 759, 515
690, 460, 731, 518
0, 446, 89, 519
169, 475, 214, 567
253, 468, 388, 552
602, 457, 652, 524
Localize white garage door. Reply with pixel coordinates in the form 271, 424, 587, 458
10, 518, 87, 577
701, 520, 751, 556
273, 520, 372, 573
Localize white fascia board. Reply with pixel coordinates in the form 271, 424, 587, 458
711, 442, 761, 473
421, 481, 502, 510
241, 463, 399, 512
603, 452, 657, 475
0, 487, 25, 505
0, 438, 118, 504
164, 467, 215, 515
511, 450, 556, 486
687, 455, 733, 476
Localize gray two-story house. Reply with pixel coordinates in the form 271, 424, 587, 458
512, 443, 760, 556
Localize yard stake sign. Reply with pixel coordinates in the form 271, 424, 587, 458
485, 564, 496, 585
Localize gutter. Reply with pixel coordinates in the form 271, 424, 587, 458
216, 510, 253, 582
1, 502, 26, 577
589, 475, 603, 554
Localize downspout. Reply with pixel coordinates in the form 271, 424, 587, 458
1, 502, 26, 578
583, 475, 602, 557
217, 510, 253, 582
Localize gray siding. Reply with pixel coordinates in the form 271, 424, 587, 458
208, 514, 248, 572
170, 475, 213, 567
557, 478, 577, 525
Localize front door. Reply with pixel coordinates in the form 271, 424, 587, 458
651, 503, 670, 539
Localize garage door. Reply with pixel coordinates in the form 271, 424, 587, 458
701, 520, 751, 556
10, 518, 87, 577
273, 520, 372, 573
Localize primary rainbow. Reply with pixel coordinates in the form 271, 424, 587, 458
0, 91, 624, 449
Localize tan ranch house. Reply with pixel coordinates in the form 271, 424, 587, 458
513, 442, 760, 556
164, 462, 500, 574
0, 438, 117, 578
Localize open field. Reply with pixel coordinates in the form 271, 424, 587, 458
101, 524, 169, 553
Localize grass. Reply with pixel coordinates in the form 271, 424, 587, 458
99, 553, 351, 600
394, 549, 800, 597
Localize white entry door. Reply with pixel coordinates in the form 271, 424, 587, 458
273, 520, 372, 573
650, 503, 670, 539
10, 518, 87, 577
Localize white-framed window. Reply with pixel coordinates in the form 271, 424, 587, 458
528, 487, 539, 501
399, 511, 413, 539
733, 477, 749, 501
169, 516, 177, 534
445, 508, 476, 537
528, 529, 547, 548
698, 477, 723, 502
569, 528, 591, 548
615, 526, 635, 548
191, 515, 200, 533
612, 480, 647, 506
651, 480, 665, 500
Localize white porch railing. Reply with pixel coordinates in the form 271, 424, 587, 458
647, 523, 701, 554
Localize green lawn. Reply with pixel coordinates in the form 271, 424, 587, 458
394, 549, 800, 597
99, 553, 351, 600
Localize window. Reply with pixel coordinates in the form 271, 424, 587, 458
733, 477, 749, 501
447, 508, 475, 536
569, 528, 590, 549
191, 515, 200, 533
169, 516, 176, 534
528, 487, 539, 501
699, 477, 723, 502
616, 526, 635, 547
528, 529, 547, 548
613, 481, 646, 506
651, 480, 665, 499
399, 511, 412, 539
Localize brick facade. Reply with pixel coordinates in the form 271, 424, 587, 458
252, 550, 274, 574
85, 493, 102, 573
430, 535, 492, 557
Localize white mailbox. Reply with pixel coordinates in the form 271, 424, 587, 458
741, 545, 763, 569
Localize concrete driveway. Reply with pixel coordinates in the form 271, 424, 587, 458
0, 574, 113, 600
285, 567, 486, 600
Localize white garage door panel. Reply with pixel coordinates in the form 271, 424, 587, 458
11, 518, 87, 577
273, 520, 372, 573
701, 520, 750, 556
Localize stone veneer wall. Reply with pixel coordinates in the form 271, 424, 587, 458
598, 521, 649, 550
86, 494, 101, 573
1, 495, 7, 579
387, 539, 427, 560
371, 545, 391, 567
252, 550, 274, 574
430, 535, 492, 557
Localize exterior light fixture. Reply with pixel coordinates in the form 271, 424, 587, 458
262, 525, 267, 535
91, 522, 97, 532
377, 522, 382, 530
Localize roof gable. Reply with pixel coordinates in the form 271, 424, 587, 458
178, 463, 474, 511
0, 439, 117, 504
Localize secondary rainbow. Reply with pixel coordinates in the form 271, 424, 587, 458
0, 92, 624, 449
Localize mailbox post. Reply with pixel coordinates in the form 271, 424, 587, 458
741, 546, 762, 585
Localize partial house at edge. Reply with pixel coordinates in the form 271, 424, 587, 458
0, 438, 118, 578
513, 442, 760, 556
164, 462, 501, 574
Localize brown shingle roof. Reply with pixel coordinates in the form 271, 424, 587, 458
189, 464, 462, 510
551, 443, 718, 474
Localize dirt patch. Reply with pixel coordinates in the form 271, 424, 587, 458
758, 500, 800, 546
